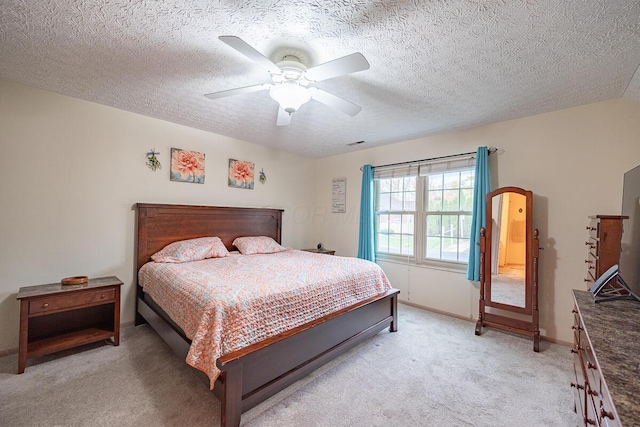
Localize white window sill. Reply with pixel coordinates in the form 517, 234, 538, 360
375, 254, 468, 274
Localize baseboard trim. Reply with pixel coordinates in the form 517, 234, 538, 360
400, 300, 475, 322
0, 347, 17, 356
399, 300, 570, 347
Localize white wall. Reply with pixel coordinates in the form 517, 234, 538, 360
0, 79, 316, 352
313, 98, 640, 344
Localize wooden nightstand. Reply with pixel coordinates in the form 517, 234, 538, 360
17, 276, 123, 373
302, 248, 336, 255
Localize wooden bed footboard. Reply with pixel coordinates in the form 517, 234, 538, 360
134, 203, 399, 427
217, 289, 399, 426
138, 289, 398, 427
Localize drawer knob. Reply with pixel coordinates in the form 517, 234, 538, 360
601, 409, 614, 420
572, 309, 578, 314
100, 294, 105, 299
571, 325, 583, 331
42, 303, 49, 308
587, 362, 597, 370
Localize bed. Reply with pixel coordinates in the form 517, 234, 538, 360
134, 203, 399, 427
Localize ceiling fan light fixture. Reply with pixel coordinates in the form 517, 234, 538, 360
210, 36, 369, 126
269, 82, 311, 114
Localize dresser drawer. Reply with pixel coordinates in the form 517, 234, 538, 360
598, 389, 619, 427
29, 288, 116, 315
587, 220, 600, 240
585, 363, 601, 397
586, 395, 600, 427
572, 364, 585, 423
573, 311, 584, 345
585, 253, 597, 274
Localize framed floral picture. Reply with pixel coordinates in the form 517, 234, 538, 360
170, 148, 205, 184
228, 159, 254, 189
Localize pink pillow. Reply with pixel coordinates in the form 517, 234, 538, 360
151, 237, 229, 263
232, 236, 288, 255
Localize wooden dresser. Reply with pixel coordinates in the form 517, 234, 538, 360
572, 290, 640, 426
584, 215, 627, 288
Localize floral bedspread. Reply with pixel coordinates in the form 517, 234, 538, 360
138, 250, 392, 389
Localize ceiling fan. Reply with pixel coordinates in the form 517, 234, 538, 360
205, 36, 370, 126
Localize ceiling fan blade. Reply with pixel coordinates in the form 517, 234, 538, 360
276, 107, 291, 126
304, 52, 370, 82
204, 84, 270, 100
219, 36, 282, 75
308, 87, 362, 116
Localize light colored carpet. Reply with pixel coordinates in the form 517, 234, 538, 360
0, 304, 576, 426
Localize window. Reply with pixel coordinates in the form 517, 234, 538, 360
424, 170, 474, 263
375, 160, 475, 266
376, 177, 416, 256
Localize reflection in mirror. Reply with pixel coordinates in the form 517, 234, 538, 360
489, 192, 527, 308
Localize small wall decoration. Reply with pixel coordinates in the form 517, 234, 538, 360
228, 159, 255, 189
170, 148, 205, 184
259, 168, 267, 184
146, 149, 162, 172
332, 177, 347, 213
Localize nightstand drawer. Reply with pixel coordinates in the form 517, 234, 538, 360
29, 288, 116, 315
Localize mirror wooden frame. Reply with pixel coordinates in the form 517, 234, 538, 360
474, 186, 540, 352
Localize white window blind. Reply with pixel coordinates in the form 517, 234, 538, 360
373, 165, 418, 179
373, 156, 476, 179
418, 157, 475, 175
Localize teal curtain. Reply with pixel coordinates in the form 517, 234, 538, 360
357, 164, 375, 261
466, 147, 491, 281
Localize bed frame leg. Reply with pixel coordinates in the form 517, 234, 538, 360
389, 294, 398, 332
220, 364, 242, 427
135, 311, 148, 326
134, 295, 148, 326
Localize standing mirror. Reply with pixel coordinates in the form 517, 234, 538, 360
475, 186, 540, 352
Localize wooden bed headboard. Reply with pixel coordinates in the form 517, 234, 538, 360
135, 203, 284, 273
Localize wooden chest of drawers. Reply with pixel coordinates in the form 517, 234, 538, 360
572, 290, 640, 426
584, 215, 626, 287
17, 276, 123, 373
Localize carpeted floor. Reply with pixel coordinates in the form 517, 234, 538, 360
0, 304, 576, 426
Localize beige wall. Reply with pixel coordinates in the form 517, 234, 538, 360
0, 79, 317, 352
2, 77, 639, 351
313, 98, 640, 344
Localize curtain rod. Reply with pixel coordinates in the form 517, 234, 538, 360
361, 146, 498, 171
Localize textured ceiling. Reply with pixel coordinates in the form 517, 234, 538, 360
1, 0, 639, 158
